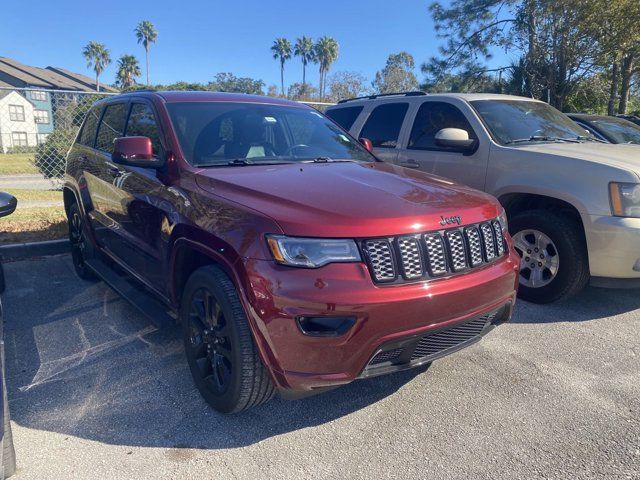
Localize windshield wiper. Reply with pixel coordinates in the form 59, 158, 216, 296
506, 135, 580, 145
227, 158, 252, 166
576, 135, 607, 143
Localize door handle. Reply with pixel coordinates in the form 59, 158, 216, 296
399, 159, 420, 169
109, 167, 124, 177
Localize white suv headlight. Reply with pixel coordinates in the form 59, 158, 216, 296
267, 235, 361, 268
610, 182, 640, 218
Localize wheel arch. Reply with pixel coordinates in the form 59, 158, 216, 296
498, 191, 589, 266
169, 234, 281, 386
62, 186, 79, 217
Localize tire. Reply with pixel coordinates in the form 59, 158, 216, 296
509, 209, 589, 304
180, 265, 275, 413
67, 203, 97, 281
2, 341, 15, 478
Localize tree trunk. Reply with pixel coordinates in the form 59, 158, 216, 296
608, 61, 619, 116
146, 47, 150, 86
319, 66, 324, 100
525, 0, 538, 98
618, 55, 634, 114
280, 61, 285, 97
96, 72, 100, 92
302, 62, 306, 86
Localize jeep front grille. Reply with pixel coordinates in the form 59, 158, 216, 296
362, 218, 507, 284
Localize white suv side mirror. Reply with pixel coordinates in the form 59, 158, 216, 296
435, 128, 477, 151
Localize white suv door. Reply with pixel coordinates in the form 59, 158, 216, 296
396, 100, 490, 190
357, 102, 410, 164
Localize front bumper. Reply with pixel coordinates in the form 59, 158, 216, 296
583, 214, 640, 280
242, 247, 520, 394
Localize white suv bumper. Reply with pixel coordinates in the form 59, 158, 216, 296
584, 214, 640, 284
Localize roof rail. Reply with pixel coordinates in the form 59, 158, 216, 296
121, 88, 157, 94
337, 91, 427, 104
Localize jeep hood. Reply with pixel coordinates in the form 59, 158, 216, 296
195, 162, 501, 237
514, 142, 640, 173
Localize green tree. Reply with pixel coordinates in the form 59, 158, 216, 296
135, 20, 158, 86
115, 54, 141, 89
294, 36, 315, 85
209, 72, 265, 95
314, 36, 339, 100
583, 0, 640, 114
288, 82, 318, 101
373, 52, 419, 93
82, 41, 111, 92
327, 71, 369, 102
426, 0, 601, 111
271, 38, 292, 96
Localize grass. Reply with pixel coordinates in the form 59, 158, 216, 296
3, 188, 62, 203
0, 153, 39, 175
0, 187, 66, 243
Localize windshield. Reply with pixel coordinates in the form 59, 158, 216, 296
470, 100, 591, 145
590, 117, 640, 144
166, 102, 374, 166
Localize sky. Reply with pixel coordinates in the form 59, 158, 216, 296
1, 0, 511, 91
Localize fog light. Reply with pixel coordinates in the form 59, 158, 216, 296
296, 316, 356, 337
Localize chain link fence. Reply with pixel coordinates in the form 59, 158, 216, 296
0, 87, 115, 186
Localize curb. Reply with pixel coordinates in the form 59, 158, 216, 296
0, 239, 70, 260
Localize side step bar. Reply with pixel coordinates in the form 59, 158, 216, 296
85, 257, 176, 329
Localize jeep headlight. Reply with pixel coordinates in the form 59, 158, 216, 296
498, 209, 509, 232
266, 235, 361, 268
610, 182, 640, 218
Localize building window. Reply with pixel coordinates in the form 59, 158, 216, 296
11, 132, 28, 147
34, 110, 50, 124
30, 90, 47, 101
9, 105, 25, 122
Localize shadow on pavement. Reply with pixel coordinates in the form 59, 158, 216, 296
2, 255, 425, 449
511, 284, 640, 323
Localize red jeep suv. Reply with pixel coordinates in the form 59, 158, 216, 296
63, 91, 519, 413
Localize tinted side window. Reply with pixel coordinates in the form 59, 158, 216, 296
326, 106, 363, 131
126, 103, 162, 156
79, 107, 102, 147
96, 103, 127, 153
408, 102, 476, 150
359, 103, 408, 148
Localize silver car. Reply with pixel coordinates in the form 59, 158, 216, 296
327, 92, 640, 303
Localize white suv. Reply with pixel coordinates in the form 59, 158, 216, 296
327, 92, 640, 303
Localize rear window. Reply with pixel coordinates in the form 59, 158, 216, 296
95, 103, 127, 153
78, 106, 102, 147
359, 103, 408, 148
326, 106, 363, 131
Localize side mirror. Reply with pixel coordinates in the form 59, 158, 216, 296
0, 192, 17, 218
359, 137, 374, 153
435, 128, 477, 152
112, 136, 163, 168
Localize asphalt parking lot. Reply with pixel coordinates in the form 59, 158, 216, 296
2, 254, 639, 479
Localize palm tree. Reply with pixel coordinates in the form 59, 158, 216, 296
115, 55, 141, 89
135, 20, 158, 85
271, 38, 292, 96
82, 41, 111, 92
314, 37, 339, 100
294, 36, 315, 86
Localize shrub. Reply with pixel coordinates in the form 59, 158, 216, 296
33, 128, 78, 178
